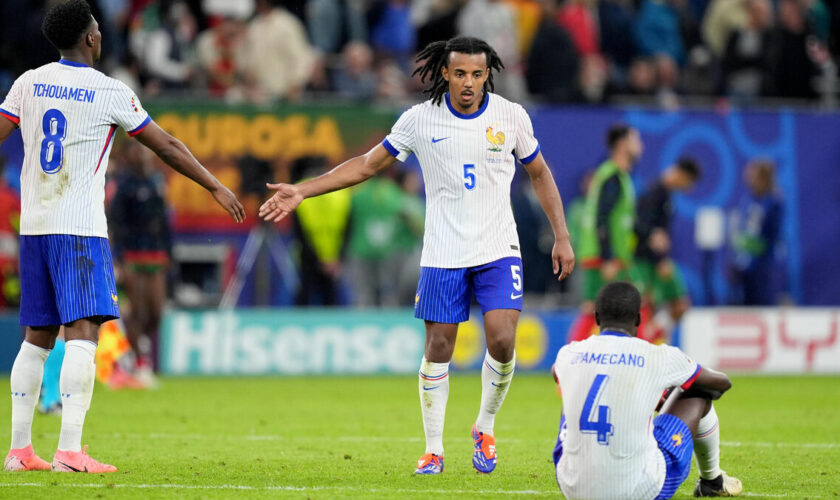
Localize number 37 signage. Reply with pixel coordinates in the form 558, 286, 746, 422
681, 309, 840, 373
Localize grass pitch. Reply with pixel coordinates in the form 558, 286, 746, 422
0, 374, 838, 499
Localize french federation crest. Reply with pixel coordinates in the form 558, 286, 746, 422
485, 126, 505, 152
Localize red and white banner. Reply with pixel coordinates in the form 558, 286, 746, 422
681, 309, 840, 373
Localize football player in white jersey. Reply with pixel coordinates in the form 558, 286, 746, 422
553, 282, 742, 498
0, 0, 244, 473
260, 36, 575, 474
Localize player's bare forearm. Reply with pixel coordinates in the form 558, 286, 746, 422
259, 143, 396, 222
0, 117, 16, 145
524, 152, 575, 280
689, 366, 732, 400
135, 121, 245, 222
298, 144, 396, 199
135, 122, 218, 190
524, 153, 570, 240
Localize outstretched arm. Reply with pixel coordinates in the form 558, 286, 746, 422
523, 152, 575, 281
134, 121, 245, 223
259, 143, 397, 222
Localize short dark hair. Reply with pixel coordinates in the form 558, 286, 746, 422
676, 157, 701, 181
606, 124, 632, 151
595, 282, 642, 327
42, 0, 93, 51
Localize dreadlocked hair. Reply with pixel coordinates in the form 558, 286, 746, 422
412, 37, 504, 106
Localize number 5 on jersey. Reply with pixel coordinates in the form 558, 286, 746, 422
580, 374, 614, 445
463, 164, 476, 190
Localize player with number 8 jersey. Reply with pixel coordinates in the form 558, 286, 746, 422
260, 36, 576, 475
0, 0, 244, 474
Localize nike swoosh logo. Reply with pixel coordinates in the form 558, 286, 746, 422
57, 460, 86, 472
431, 137, 450, 144
510, 293, 523, 300
422, 386, 439, 391
491, 382, 507, 388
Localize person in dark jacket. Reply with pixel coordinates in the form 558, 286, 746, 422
728, 160, 783, 305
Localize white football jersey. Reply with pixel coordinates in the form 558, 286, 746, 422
0, 60, 151, 238
383, 92, 540, 268
553, 332, 700, 500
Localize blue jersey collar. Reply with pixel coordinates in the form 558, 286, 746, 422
600, 330, 632, 337
445, 92, 489, 119
58, 59, 89, 68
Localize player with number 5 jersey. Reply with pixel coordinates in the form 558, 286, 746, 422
260, 36, 575, 475
0, 0, 244, 474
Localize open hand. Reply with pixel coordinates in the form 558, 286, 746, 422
259, 183, 304, 222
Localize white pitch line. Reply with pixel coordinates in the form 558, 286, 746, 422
741, 493, 826, 498
0, 483, 556, 496
722, 441, 840, 449
0, 483, 828, 498
37, 432, 840, 449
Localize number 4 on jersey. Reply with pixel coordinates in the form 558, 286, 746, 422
580, 374, 614, 445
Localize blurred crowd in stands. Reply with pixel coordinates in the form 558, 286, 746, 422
1, 0, 838, 107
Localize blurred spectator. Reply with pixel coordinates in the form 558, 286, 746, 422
526, 0, 580, 102
575, 54, 612, 103
457, 0, 528, 100
195, 15, 248, 99
307, 0, 367, 53
369, 0, 416, 68
804, 0, 831, 43
627, 57, 658, 95
110, 52, 143, 92
332, 42, 377, 100
0, 158, 20, 309
414, 0, 462, 51
393, 169, 425, 304
107, 139, 172, 380
141, 1, 198, 91
635, 0, 686, 66
291, 156, 351, 306
728, 160, 783, 305
345, 170, 423, 307
599, 0, 638, 73
702, 0, 748, 58
556, 0, 600, 56
721, 0, 772, 102
766, 0, 819, 99
243, 0, 315, 102
634, 158, 701, 342
376, 58, 410, 99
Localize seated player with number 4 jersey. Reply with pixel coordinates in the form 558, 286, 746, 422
552, 282, 742, 499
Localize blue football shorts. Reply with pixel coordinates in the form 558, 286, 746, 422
19, 235, 120, 327
414, 256, 524, 324
654, 413, 695, 500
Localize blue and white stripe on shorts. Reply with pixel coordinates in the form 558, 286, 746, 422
414, 256, 524, 323
19, 235, 120, 327
653, 413, 695, 500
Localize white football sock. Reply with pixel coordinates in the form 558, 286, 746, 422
58, 340, 97, 452
694, 404, 722, 480
418, 357, 449, 456
10, 341, 50, 449
475, 351, 515, 434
